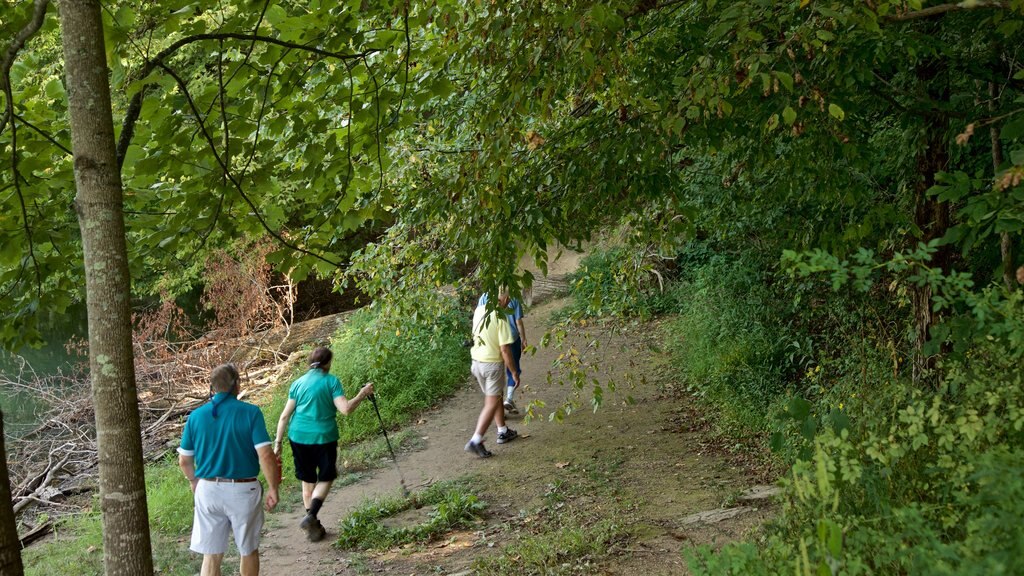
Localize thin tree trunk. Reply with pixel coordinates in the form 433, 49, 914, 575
991, 81, 1015, 290
911, 57, 951, 385
0, 411, 25, 576
56, 2, 154, 575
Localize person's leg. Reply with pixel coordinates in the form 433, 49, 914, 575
504, 339, 522, 411
302, 442, 338, 541
490, 394, 506, 429
503, 336, 520, 389
301, 481, 315, 510
192, 481, 230, 575
226, 482, 264, 575
306, 480, 333, 520
201, 554, 224, 576
239, 551, 259, 576
476, 394, 503, 435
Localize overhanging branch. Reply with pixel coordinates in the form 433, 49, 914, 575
1, 0, 50, 136
157, 62, 343, 269
117, 32, 378, 170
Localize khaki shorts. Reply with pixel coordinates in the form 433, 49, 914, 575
191, 480, 264, 556
471, 360, 506, 396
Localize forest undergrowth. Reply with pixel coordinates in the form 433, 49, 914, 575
567, 242, 1024, 576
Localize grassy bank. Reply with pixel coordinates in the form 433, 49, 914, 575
22, 300, 469, 575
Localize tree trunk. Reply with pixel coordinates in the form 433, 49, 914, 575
991, 82, 1015, 290
56, 2, 154, 575
0, 411, 25, 576
911, 57, 951, 385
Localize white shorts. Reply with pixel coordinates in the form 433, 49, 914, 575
191, 480, 264, 556
471, 361, 506, 396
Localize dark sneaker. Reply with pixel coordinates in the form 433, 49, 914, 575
307, 519, 326, 542
503, 399, 519, 414
299, 512, 316, 533
464, 440, 493, 458
496, 428, 519, 444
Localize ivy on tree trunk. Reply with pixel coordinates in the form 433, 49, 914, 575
56, 1, 154, 574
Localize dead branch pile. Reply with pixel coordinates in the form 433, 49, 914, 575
3, 240, 312, 543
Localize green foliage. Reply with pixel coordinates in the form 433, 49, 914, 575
563, 247, 682, 320
328, 303, 468, 445
661, 247, 792, 434
336, 480, 485, 550
688, 243, 1024, 573
473, 520, 624, 576
145, 454, 195, 535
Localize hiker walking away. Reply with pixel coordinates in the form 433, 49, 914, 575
478, 291, 528, 414
466, 287, 521, 458
273, 347, 373, 541
178, 364, 280, 576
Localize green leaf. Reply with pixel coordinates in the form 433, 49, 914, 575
45, 78, 65, 100
1011, 149, 1024, 166
783, 106, 797, 125
828, 103, 845, 121
775, 71, 794, 92
1001, 116, 1024, 140
787, 397, 812, 420
801, 417, 817, 441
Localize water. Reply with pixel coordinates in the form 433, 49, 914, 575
0, 308, 88, 438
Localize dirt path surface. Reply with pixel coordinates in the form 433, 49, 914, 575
255, 253, 774, 576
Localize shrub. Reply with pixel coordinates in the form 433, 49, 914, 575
328, 304, 468, 445
336, 480, 485, 550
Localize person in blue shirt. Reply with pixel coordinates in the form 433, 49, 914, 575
478, 291, 528, 414
178, 363, 280, 576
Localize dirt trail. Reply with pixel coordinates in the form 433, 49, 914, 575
255, 250, 774, 576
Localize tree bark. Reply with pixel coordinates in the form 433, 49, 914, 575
911, 57, 951, 385
991, 82, 1015, 290
56, 2, 154, 575
0, 411, 25, 576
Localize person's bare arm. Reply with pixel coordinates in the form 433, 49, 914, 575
178, 454, 198, 493
333, 382, 375, 415
257, 444, 280, 511
273, 398, 296, 455
516, 318, 527, 349
501, 344, 520, 386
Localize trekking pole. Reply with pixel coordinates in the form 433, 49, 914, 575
367, 391, 411, 498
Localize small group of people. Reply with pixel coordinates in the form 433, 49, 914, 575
177, 347, 372, 576
465, 286, 528, 458
175, 286, 530, 574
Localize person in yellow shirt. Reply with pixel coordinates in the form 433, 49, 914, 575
465, 287, 521, 457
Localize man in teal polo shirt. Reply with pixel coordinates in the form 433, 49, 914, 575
179, 364, 280, 576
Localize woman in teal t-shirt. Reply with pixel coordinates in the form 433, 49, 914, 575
273, 347, 373, 541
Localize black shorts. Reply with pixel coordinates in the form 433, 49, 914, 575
289, 440, 338, 483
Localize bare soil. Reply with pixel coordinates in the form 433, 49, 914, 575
253, 250, 777, 576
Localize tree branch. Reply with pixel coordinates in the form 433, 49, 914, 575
14, 113, 71, 156
1, 0, 50, 136
887, 0, 1008, 21
117, 32, 378, 170
157, 62, 343, 268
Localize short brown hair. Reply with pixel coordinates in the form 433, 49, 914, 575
309, 347, 333, 371
210, 364, 240, 393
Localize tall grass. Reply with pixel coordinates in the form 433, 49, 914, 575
23, 455, 200, 576
327, 305, 468, 445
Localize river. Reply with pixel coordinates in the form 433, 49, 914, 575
0, 310, 88, 438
